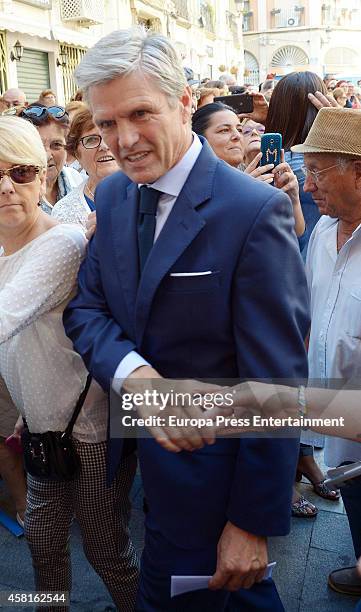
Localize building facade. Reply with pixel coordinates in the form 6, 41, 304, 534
0, 0, 244, 104
242, 0, 361, 85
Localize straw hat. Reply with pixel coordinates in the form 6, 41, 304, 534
291, 107, 361, 156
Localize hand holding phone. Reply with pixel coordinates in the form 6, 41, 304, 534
260, 133, 282, 167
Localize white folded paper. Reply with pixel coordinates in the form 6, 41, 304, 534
171, 562, 277, 598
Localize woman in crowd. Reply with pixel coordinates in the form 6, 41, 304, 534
264, 72, 329, 258
38, 89, 57, 107
19, 104, 82, 213
52, 108, 118, 228
64, 100, 88, 122
196, 87, 221, 108
0, 115, 138, 611
335, 80, 353, 107
332, 87, 348, 107
63, 102, 89, 173
192, 103, 305, 237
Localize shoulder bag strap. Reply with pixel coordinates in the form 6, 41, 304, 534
65, 374, 92, 436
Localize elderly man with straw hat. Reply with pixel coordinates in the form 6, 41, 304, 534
292, 107, 361, 598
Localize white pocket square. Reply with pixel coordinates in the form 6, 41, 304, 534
169, 271, 213, 277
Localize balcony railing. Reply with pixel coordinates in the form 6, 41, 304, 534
227, 12, 240, 46
60, 0, 104, 25
200, 2, 215, 33
270, 6, 305, 29
321, 5, 361, 27
173, 0, 189, 20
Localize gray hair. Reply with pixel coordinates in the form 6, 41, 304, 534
337, 155, 361, 173
75, 27, 187, 102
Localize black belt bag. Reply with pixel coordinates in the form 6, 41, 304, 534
21, 375, 92, 482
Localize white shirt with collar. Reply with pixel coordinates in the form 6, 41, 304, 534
306, 215, 361, 465
112, 133, 203, 393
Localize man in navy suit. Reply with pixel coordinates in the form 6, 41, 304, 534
64, 27, 309, 611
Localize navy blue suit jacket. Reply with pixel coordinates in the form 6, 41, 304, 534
64, 138, 309, 549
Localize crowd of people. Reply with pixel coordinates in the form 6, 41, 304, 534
0, 26, 361, 612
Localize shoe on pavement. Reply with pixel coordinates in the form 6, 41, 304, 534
328, 566, 361, 596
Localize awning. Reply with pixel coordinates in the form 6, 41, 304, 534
0, 16, 51, 40
52, 25, 101, 48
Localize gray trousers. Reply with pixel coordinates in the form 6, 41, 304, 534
25, 440, 139, 612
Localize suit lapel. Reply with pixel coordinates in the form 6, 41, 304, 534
111, 181, 139, 333
110, 141, 219, 348
135, 140, 218, 347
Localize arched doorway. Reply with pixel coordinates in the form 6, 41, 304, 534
244, 51, 259, 85
323, 47, 360, 74
271, 46, 309, 73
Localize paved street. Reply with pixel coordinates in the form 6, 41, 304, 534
0, 450, 359, 612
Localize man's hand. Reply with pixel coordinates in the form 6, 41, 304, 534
122, 366, 231, 453
238, 92, 268, 124
215, 381, 297, 436
209, 522, 268, 591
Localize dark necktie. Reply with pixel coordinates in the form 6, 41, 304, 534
137, 185, 160, 273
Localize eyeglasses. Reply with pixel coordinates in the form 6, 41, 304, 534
47, 141, 66, 151
301, 163, 340, 183
20, 106, 68, 120
0, 165, 41, 185
79, 134, 102, 149
241, 124, 265, 137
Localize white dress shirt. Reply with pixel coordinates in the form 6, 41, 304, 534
112, 134, 203, 393
306, 215, 361, 465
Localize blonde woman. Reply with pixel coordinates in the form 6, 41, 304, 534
0, 116, 138, 611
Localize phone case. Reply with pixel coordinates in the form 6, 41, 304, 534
260, 133, 282, 166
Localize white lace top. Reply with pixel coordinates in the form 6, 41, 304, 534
52, 181, 91, 229
0, 224, 108, 442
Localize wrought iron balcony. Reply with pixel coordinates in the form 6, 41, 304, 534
200, 2, 215, 33
242, 11, 254, 32
173, 0, 189, 20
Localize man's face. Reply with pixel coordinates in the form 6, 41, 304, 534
303, 153, 359, 219
3, 90, 26, 108
89, 73, 192, 184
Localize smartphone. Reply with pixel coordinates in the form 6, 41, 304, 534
260, 133, 282, 167
214, 93, 254, 114
5, 434, 22, 455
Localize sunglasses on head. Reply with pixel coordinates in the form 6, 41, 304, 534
20, 106, 67, 120
0, 165, 41, 184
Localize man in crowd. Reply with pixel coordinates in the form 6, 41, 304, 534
3, 87, 27, 108
293, 107, 361, 597
64, 27, 309, 611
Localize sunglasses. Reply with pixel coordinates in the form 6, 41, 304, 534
20, 106, 68, 120
79, 134, 102, 149
0, 165, 41, 185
